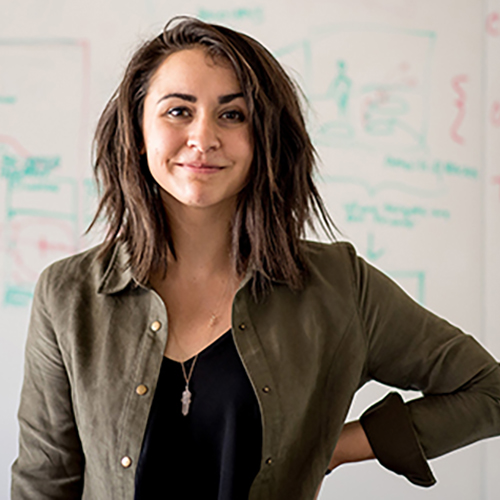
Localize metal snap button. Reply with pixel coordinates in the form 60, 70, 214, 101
150, 321, 161, 332
136, 384, 148, 396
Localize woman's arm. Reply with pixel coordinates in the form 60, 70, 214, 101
314, 421, 374, 499
326, 420, 375, 470
11, 268, 84, 499
346, 246, 500, 485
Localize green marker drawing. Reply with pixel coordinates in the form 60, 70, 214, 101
344, 201, 449, 229
0, 96, 16, 104
385, 156, 479, 180
197, 7, 264, 24
389, 270, 426, 304
318, 174, 447, 198
275, 25, 436, 152
367, 232, 385, 261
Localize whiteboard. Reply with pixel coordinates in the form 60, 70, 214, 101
1, 0, 499, 499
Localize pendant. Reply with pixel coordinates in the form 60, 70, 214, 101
181, 386, 192, 416
208, 313, 218, 327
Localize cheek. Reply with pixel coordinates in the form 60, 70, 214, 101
145, 146, 161, 174
145, 129, 181, 166
234, 128, 254, 164
144, 141, 169, 184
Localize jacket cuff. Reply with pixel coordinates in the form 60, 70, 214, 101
359, 392, 436, 487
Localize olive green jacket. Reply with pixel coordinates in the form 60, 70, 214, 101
11, 241, 500, 499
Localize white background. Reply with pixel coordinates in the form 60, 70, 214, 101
0, 0, 499, 499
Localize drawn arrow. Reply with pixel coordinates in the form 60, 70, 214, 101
367, 233, 385, 261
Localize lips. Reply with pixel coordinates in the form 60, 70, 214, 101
178, 161, 225, 173
185, 162, 223, 169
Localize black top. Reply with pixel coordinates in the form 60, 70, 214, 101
134, 330, 262, 500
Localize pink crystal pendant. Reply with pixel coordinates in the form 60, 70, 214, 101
181, 386, 192, 416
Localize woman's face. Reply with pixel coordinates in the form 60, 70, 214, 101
142, 48, 253, 212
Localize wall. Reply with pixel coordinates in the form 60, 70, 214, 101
1, 0, 499, 498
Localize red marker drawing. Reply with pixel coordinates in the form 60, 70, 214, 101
491, 101, 500, 127
494, 176, 500, 199
450, 74, 468, 145
0, 135, 31, 158
486, 11, 500, 36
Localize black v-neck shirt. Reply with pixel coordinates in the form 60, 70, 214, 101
134, 330, 262, 500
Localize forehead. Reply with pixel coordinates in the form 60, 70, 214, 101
148, 48, 240, 94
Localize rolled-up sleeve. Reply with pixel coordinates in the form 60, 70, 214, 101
349, 247, 500, 486
11, 267, 84, 499
360, 392, 436, 486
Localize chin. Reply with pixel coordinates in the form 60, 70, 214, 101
174, 194, 222, 209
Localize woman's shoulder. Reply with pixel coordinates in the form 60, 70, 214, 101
35, 241, 128, 300
299, 239, 360, 287
41, 242, 104, 279
301, 239, 357, 268
46, 241, 103, 269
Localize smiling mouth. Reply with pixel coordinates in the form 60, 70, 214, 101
179, 162, 225, 172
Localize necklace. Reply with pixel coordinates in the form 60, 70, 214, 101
178, 273, 235, 416
180, 355, 198, 416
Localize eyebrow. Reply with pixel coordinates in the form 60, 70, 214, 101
219, 92, 244, 104
157, 92, 244, 105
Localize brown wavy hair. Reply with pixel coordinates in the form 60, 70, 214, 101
90, 16, 335, 296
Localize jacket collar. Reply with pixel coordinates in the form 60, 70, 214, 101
96, 241, 287, 295
97, 242, 137, 295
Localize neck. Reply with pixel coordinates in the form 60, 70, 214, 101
161, 193, 236, 280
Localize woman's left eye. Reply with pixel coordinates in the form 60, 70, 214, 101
220, 110, 245, 122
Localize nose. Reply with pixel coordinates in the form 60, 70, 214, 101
186, 113, 221, 153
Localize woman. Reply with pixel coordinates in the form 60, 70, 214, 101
12, 16, 500, 500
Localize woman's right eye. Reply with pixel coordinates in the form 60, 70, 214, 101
166, 107, 191, 118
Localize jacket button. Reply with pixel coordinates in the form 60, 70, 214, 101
136, 384, 148, 396
238, 323, 246, 330
150, 321, 161, 332
265, 457, 273, 466
121, 456, 132, 468
262, 385, 271, 393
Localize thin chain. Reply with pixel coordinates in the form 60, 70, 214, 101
178, 272, 237, 416
181, 354, 198, 384
207, 274, 235, 328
